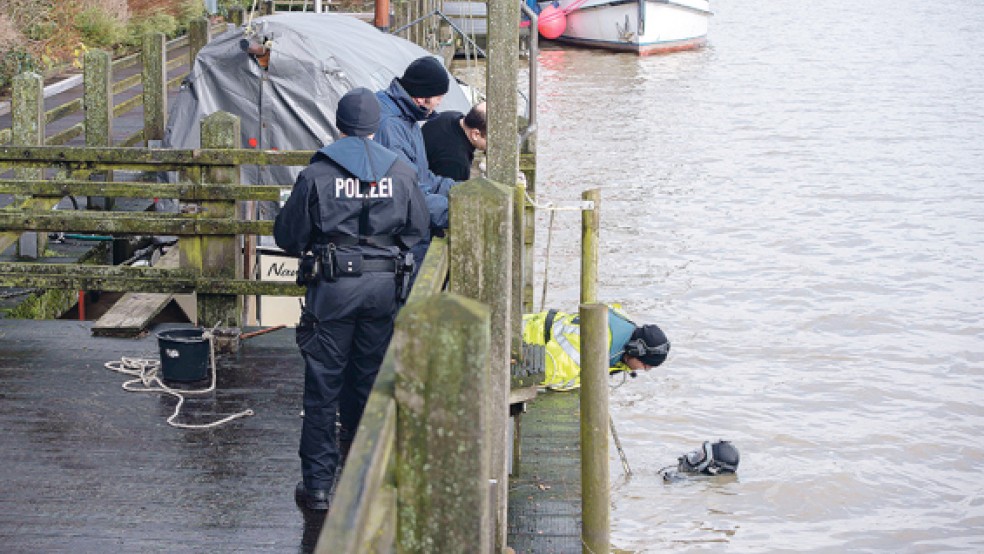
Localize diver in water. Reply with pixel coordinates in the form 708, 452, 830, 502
660, 440, 740, 481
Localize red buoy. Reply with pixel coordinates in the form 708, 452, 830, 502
538, 5, 567, 40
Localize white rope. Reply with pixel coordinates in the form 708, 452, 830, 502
104, 332, 253, 429
524, 189, 594, 212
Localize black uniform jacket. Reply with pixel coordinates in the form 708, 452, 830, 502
274, 137, 429, 258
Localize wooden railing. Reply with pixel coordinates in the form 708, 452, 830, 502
0, 113, 309, 327
0, 19, 225, 148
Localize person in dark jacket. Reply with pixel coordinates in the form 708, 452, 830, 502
274, 87, 429, 512
421, 101, 487, 182
374, 56, 457, 267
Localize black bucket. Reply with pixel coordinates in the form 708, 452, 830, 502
156, 328, 211, 382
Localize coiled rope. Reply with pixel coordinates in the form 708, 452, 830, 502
104, 331, 254, 430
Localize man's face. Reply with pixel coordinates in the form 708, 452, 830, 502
413, 94, 445, 116
468, 129, 487, 151
624, 356, 657, 372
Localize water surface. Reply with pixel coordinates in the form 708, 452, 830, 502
529, 0, 984, 550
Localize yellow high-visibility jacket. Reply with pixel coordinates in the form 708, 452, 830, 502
522, 305, 637, 391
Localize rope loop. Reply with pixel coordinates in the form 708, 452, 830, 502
104, 335, 253, 430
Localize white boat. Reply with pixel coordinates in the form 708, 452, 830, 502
538, 0, 711, 55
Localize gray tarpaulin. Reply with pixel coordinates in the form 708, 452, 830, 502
163, 13, 472, 236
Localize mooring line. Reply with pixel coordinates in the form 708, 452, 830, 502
104, 331, 253, 429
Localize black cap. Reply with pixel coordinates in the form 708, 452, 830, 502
629, 324, 670, 367
398, 56, 450, 98
336, 87, 380, 137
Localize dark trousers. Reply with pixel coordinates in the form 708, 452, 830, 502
296, 272, 397, 491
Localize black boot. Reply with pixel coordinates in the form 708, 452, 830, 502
295, 481, 330, 511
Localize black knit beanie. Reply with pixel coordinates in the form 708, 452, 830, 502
336, 87, 380, 137
630, 324, 670, 367
398, 56, 450, 98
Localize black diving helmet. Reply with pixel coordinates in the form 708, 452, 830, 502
677, 440, 740, 475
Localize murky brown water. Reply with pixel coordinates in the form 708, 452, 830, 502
528, 0, 984, 550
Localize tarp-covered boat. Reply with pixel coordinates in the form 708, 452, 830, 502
165, 12, 472, 196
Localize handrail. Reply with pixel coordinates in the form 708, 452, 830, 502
0, 22, 227, 144
0, 139, 307, 305
0, 145, 312, 169
392, 9, 488, 58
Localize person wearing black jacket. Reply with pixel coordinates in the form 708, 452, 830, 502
421, 101, 487, 182
274, 87, 429, 512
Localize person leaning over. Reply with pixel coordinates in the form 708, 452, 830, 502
522, 305, 671, 391
421, 101, 487, 182
374, 56, 457, 267
274, 87, 429, 512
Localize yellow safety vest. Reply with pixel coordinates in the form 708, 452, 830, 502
522, 307, 632, 391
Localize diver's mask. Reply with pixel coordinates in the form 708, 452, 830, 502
677, 440, 740, 475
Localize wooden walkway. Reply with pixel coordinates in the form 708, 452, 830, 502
0, 319, 585, 552
508, 391, 583, 553
0, 319, 313, 553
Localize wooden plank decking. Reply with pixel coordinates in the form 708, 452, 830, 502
507, 391, 583, 553
0, 319, 312, 553
0, 319, 583, 553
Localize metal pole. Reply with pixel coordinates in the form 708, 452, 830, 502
581, 188, 600, 304
580, 302, 610, 554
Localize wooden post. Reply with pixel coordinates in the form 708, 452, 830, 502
581, 188, 600, 304
512, 183, 526, 353
12, 72, 45, 258
84, 50, 112, 148
520, 153, 536, 313
394, 293, 491, 553
191, 112, 243, 327
580, 303, 610, 554
228, 6, 245, 27
189, 17, 210, 68
142, 32, 167, 144
261, 0, 274, 15
486, 0, 520, 191
448, 178, 513, 553
84, 50, 113, 210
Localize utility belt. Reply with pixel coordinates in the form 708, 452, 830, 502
296, 243, 415, 302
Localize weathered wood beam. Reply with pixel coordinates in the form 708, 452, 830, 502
0, 179, 282, 201
0, 212, 272, 235
0, 262, 304, 295
0, 146, 312, 169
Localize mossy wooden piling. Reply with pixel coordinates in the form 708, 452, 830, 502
11, 72, 46, 258
189, 18, 210, 65
84, 50, 113, 210
579, 303, 610, 554
83, 51, 113, 149
194, 112, 243, 327
581, 188, 601, 304
394, 294, 492, 553
141, 32, 167, 143
448, 177, 514, 551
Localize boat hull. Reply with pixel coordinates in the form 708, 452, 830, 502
540, 0, 710, 55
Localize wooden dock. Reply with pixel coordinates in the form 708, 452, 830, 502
508, 391, 583, 553
0, 319, 584, 552
0, 319, 311, 553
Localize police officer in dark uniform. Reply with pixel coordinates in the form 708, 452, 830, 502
274, 87, 429, 511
